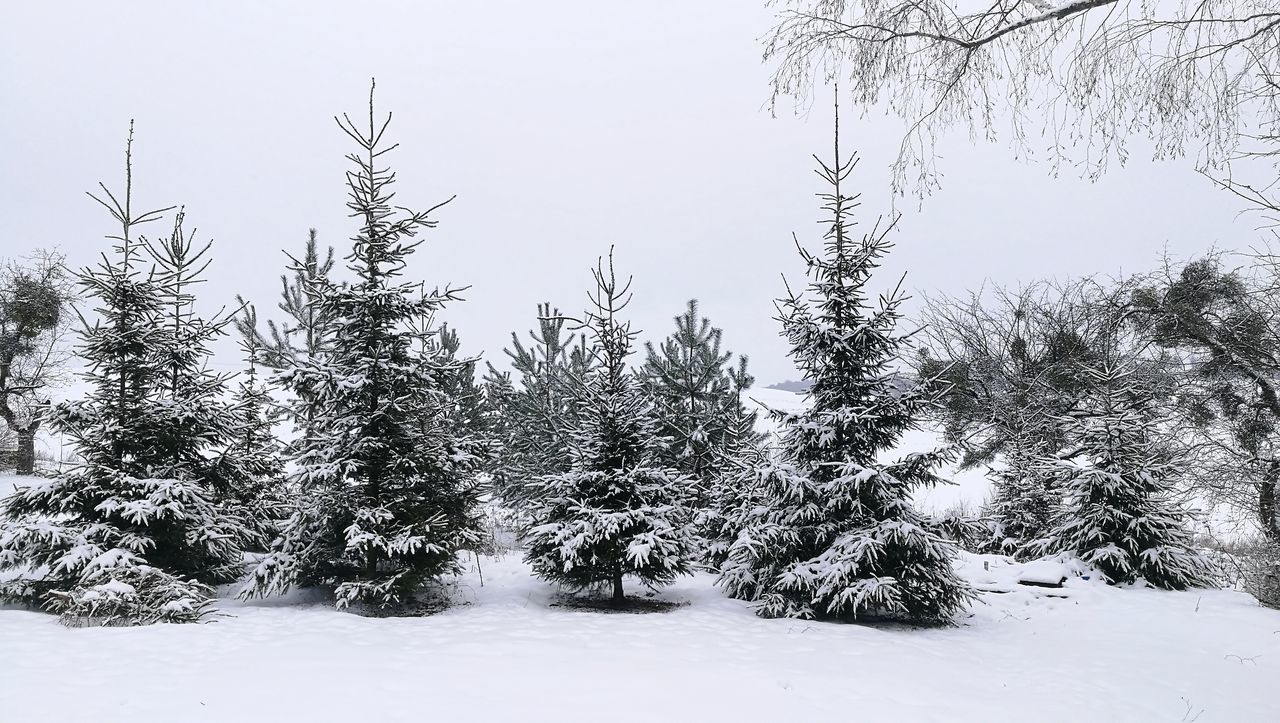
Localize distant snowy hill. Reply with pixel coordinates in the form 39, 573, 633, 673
764, 379, 811, 393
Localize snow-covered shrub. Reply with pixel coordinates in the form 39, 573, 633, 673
1208, 536, 1280, 608
46, 565, 213, 627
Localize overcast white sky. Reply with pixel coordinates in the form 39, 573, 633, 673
0, 1, 1256, 385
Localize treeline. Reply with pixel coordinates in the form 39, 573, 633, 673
0, 87, 1249, 627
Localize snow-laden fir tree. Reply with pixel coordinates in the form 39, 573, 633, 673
242, 85, 481, 610
979, 411, 1059, 559
1037, 367, 1217, 589
714, 109, 973, 624
524, 252, 699, 605
0, 129, 255, 625
483, 303, 592, 504
641, 299, 761, 503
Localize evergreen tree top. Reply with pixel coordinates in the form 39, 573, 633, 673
234, 229, 337, 371
773, 102, 941, 472
337, 79, 455, 288
642, 298, 748, 402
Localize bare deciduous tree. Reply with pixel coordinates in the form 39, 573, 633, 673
915, 277, 1134, 467
764, 0, 1280, 193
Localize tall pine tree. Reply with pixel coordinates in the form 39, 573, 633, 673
242, 84, 480, 610
641, 299, 761, 503
484, 303, 591, 504
1038, 367, 1217, 589
234, 231, 336, 450
0, 128, 255, 625
715, 107, 972, 624
524, 252, 699, 605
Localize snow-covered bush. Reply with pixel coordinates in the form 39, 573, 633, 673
1211, 536, 1280, 608
46, 565, 213, 627
472, 495, 523, 556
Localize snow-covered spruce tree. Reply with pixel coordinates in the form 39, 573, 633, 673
1038, 367, 1217, 589
0, 129, 255, 625
641, 299, 762, 503
714, 114, 973, 624
242, 85, 480, 610
979, 412, 1059, 559
524, 252, 699, 605
483, 303, 591, 504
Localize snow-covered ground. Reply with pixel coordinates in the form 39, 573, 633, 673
1, 486, 1277, 723
2, 410, 1275, 722
0, 473, 18, 501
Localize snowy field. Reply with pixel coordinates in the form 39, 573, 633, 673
1, 478, 1277, 723
4, 398, 1276, 722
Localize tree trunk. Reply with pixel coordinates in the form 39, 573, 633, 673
611, 569, 625, 606
15, 427, 35, 476
1260, 471, 1280, 542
